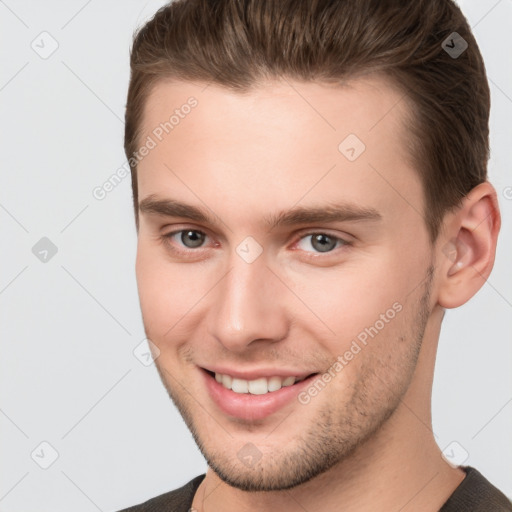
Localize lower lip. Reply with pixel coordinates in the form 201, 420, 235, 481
201, 369, 318, 421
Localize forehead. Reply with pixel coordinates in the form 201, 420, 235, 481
136, 75, 423, 232
141, 75, 413, 152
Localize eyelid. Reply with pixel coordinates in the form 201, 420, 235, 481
162, 227, 213, 251
294, 228, 353, 242
291, 229, 353, 253
162, 225, 352, 258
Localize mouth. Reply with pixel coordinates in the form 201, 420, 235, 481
204, 369, 318, 395
201, 368, 320, 421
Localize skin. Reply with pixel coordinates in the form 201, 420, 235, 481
134, 76, 501, 511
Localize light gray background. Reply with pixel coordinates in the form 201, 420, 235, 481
0, 1, 511, 511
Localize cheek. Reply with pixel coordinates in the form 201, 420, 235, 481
288, 255, 411, 344
135, 242, 197, 339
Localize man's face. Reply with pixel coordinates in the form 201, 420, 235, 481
135, 76, 437, 491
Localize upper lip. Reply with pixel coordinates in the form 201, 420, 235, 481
200, 365, 317, 381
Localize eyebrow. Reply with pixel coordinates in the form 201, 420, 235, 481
139, 195, 382, 229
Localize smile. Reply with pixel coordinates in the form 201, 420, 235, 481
201, 368, 319, 421
213, 372, 310, 395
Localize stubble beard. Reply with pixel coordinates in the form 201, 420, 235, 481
152, 265, 434, 492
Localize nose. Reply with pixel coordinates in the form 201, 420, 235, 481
207, 251, 289, 353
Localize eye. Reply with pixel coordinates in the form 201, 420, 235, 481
165, 229, 208, 250
296, 232, 349, 253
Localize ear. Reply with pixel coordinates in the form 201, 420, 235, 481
437, 181, 501, 309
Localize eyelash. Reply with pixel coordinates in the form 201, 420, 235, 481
161, 228, 352, 258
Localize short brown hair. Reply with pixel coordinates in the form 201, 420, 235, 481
124, 0, 490, 242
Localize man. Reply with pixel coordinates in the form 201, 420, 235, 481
118, 0, 511, 510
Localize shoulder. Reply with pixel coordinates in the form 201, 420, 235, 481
116, 474, 206, 512
440, 466, 512, 511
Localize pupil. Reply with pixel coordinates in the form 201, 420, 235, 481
312, 234, 336, 252
182, 230, 204, 248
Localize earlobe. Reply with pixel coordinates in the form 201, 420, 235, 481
437, 182, 501, 309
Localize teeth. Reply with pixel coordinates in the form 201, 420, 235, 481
248, 378, 267, 395
267, 376, 282, 392
214, 372, 307, 394
282, 376, 296, 387
222, 374, 232, 390
231, 378, 248, 393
